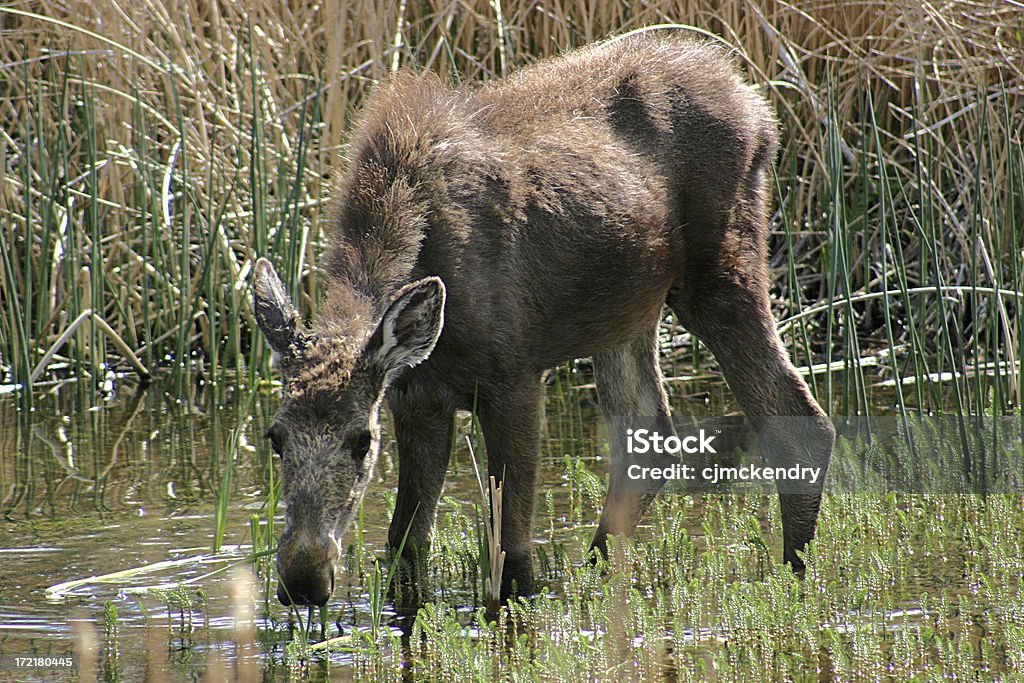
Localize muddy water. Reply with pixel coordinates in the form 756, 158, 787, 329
0, 380, 276, 679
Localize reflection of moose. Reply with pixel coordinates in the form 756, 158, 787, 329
253, 33, 835, 607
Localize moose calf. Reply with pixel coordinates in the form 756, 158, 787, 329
254, 33, 835, 607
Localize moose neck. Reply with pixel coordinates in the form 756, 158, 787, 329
317, 76, 461, 341
316, 166, 434, 341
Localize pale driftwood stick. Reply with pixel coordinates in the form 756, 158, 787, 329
30, 309, 94, 383
30, 309, 151, 383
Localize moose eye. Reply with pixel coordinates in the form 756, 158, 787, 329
351, 431, 372, 460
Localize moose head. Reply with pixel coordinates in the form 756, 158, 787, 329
252, 258, 445, 606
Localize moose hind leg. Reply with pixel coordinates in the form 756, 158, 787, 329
668, 275, 835, 573
589, 324, 676, 558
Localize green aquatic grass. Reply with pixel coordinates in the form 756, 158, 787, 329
213, 387, 259, 552
325, 491, 1023, 681
81, 494, 1022, 681
249, 433, 1022, 679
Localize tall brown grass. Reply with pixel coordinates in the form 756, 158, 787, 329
1, 1, 1022, 412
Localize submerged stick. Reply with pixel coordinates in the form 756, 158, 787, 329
45, 556, 222, 600
45, 547, 272, 600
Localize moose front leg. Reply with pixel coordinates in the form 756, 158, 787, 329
387, 383, 456, 562
476, 380, 543, 600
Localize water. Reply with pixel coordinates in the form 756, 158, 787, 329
0, 380, 275, 679
0, 369, 1012, 680
0, 368, 632, 680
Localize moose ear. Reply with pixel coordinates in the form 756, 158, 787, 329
253, 258, 303, 360
367, 277, 446, 379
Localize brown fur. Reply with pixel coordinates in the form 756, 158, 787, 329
254, 32, 835, 606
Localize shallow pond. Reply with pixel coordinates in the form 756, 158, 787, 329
0, 368, 706, 679
0, 370, 1020, 681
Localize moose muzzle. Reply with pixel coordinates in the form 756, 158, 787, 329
276, 526, 341, 607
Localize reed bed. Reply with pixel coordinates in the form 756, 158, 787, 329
1, 0, 1022, 414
